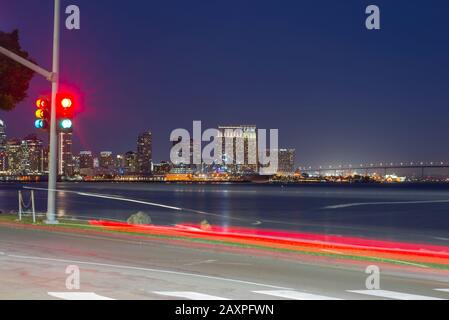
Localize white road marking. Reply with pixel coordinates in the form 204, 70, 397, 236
324, 200, 449, 209
348, 290, 445, 300
48, 292, 115, 300
77, 192, 183, 211
6, 253, 292, 290
23, 186, 182, 211
184, 259, 217, 266
153, 291, 229, 300
253, 290, 342, 300
380, 259, 429, 269
435, 289, 449, 293
433, 237, 449, 242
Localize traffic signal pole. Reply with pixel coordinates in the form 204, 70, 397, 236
46, 0, 61, 224
0, 0, 60, 223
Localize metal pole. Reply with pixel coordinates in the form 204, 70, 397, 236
18, 191, 22, 221
31, 190, 36, 224
46, 0, 60, 224
0, 47, 52, 80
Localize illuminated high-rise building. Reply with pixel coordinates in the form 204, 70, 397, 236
99, 151, 114, 169
137, 131, 152, 175
22, 134, 44, 174
5, 139, 22, 174
79, 151, 94, 176
277, 148, 296, 174
218, 125, 258, 174
58, 132, 74, 176
0, 119, 7, 172
124, 151, 137, 174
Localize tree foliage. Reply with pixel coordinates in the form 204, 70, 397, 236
0, 30, 35, 111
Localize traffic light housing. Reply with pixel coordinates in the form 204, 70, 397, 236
34, 94, 76, 132
57, 94, 74, 132
34, 98, 50, 130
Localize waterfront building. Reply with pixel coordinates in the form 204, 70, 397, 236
5, 139, 22, 174
124, 151, 137, 174
58, 132, 74, 176
218, 125, 258, 174
171, 137, 200, 173
277, 148, 296, 175
114, 154, 125, 175
137, 131, 152, 175
79, 151, 94, 176
99, 152, 114, 169
21, 134, 44, 174
153, 161, 171, 175
0, 119, 7, 172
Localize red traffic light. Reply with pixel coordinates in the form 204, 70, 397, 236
57, 94, 75, 118
61, 97, 73, 109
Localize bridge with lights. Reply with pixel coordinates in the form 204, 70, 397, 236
298, 161, 449, 177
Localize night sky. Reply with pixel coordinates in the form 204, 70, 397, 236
0, 0, 448, 166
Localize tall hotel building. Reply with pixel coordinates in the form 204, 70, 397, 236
0, 119, 6, 172
137, 131, 153, 175
217, 125, 258, 174
277, 148, 296, 175
58, 132, 74, 176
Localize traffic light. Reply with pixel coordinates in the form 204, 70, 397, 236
35, 98, 49, 130
57, 95, 74, 131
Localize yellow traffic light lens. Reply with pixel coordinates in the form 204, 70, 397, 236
36, 98, 49, 109
35, 109, 44, 119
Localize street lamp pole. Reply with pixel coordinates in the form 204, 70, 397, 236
46, 0, 61, 224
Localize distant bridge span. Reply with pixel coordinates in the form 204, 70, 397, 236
299, 162, 449, 177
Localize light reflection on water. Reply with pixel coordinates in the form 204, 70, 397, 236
1, 182, 449, 244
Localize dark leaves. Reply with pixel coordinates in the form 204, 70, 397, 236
0, 29, 35, 111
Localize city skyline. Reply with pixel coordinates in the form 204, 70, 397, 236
4, 115, 449, 171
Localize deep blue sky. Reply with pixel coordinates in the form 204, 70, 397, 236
1, 0, 448, 165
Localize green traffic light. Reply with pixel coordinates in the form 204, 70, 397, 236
60, 119, 73, 129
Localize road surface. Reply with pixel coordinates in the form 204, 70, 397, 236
1, 224, 448, 300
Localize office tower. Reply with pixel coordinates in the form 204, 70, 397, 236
114, 154, 125, 175
58, 132, 74, 176
137, 131, 152, 175
5, 139, 22, 174
79, 151, 94, 176
171, 137, 199, 173
172, 137, 194, 164
99, 152, 113, 169
124, 151, 137, 174
0, 119, 6, 172
218, 125, 258, 174
277, 148, 296, 175
22, 134, 44, 174
42, 146, 50, 173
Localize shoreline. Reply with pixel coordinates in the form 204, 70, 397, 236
1, 179, 449, 185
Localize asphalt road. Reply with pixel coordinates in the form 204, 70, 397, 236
1, 225, 449, 300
